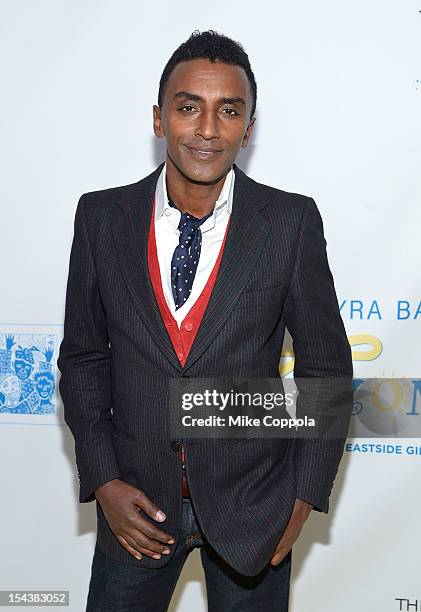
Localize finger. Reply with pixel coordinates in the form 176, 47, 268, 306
117, 535, 142, 560
271, 551, 286, 565
271, 542, 293, 565
125, 533, 171, 560
127, 529, 172, 557
271, 542, 289, 564
131, 513, 175, 545
270, 556, 282, 566
134, 490, 167, 523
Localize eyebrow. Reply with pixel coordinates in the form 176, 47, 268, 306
173, 91, 246, 106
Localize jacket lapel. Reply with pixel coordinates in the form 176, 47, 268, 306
111, 162, 272, 373
111, 162, 181, 370
182, 166, 271, 371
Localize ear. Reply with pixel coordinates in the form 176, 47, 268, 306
153, 105, 165, 138
241, 116, 256, 148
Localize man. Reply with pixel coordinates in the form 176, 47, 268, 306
58, 29, 353, 611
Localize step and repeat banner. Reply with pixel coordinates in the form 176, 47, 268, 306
1, 1, 419, 610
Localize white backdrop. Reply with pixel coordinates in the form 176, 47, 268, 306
1, 1, 420, 610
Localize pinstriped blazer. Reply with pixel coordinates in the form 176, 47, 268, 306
57, 161, 353, 577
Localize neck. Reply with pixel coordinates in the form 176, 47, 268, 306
165, 157, 230, 217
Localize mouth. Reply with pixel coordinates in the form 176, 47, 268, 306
186, 145, 224, 161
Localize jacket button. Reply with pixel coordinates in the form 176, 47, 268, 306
180, 376, 190, 385
171, 440, 181, 451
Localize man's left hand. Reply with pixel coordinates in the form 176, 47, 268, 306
270, 498, 313, 566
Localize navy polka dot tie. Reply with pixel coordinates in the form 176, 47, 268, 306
169, 198, 213, 310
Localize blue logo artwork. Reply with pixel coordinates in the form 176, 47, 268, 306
0, 334, 56, 415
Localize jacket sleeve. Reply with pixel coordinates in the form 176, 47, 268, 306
283, 197, 353, 513
57, 194, 122, 503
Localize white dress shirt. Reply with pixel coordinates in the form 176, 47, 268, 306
154, 162, 235, 329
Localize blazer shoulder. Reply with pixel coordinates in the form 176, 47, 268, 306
80, 181, 135, 211
78, 163, 164, 217
248, 172, 316, 221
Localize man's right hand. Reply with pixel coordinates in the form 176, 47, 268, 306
94, 479, 175, 560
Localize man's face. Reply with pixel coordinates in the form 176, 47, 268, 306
153, 58, 255, 183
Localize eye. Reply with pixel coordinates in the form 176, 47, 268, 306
179, 105, 197, 112
221, 108, 239, 116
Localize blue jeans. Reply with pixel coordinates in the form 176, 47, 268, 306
86, 497, 291, 611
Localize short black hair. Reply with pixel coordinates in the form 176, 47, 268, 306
158, 29, 257, 119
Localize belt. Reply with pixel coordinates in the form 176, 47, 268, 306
182, 471, 190, 497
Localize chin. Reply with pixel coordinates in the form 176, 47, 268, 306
181, 160, 230, 185
188, 167, 219, 184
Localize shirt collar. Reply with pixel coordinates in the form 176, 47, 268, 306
155, 162, 234, 225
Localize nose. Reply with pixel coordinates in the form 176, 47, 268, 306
195, 108, 220, 140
